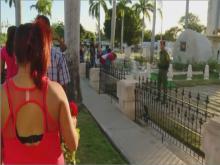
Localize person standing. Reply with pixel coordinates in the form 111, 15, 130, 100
157, 40, 170, 102
89, 38, 96, 66
0, 26, 18, 83
1, 22, 78, 164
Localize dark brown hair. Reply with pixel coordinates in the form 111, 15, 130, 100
14, 22, 52, 89
6, 26, 16, 57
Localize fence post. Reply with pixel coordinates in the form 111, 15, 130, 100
204, 64, 209, 80
79, 62, 86, 78
117, 79, 138, 120
167, 64, 173, 81
202, 117, 220, 165
89, 67, 100, 92
187, 64, 192, 80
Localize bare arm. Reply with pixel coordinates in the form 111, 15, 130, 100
58, 85, 79, 152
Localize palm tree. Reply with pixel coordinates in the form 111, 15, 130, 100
133, 0, 154, 45
150, 0, 163, 62
110, 0, 116, 49
64, 0, 82, 103
118, 0, 132, 51
5, 0, 21, 26
89, 0, 111, 46
30, 0, 53, 17
185, 0, 190, 29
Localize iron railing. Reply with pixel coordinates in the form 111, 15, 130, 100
99, 64, 126, 101
135, 77, 216, 163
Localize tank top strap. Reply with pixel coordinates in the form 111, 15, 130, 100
42, 77, 49, 131
5, 80, 16, 127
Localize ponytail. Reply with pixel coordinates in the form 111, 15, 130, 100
15, 22, 52, 89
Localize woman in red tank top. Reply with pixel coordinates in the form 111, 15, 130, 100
1, 21, 79, 164
0, 26, 18, 82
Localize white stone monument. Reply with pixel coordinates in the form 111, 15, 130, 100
204, 64, 209, 80
187, 64, 193, 80
173, 29, 213, 63
146, 62, 151, 79
125, 47, 131, 59
167, 64, 173, 81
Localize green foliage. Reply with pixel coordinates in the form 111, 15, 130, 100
173, 63, 188, 71
163, 26, 182, 41
30, 0, 53, 16
52, 22, 64, 39
179, 13, 206, 33
132, 0, 154, 22
51, 22, 95, 42
89, 0, 111, 20
80, 25, 96, 42
134, 55, 148, 65
144, 30, 152, 41
104, 6, 142, 46
0, 33, 7, 46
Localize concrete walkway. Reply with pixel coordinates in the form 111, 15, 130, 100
81, 78, 202, 165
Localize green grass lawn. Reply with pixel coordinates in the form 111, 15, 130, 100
150, 73, 220, 87
72, 105, 128, 165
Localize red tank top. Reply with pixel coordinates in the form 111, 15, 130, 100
1, 78, 65, 164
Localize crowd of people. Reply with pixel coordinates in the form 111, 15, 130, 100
80, 39, 117, 66
0, 15, 79, 164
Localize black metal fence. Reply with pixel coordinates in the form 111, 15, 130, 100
135, 77, 216, 163
99, 64, 126, 101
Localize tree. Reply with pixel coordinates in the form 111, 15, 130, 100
163, 26, 181, 41
179, 13, 206, 33
89, 0, 111, 45
64, 0, 82, 103
0, 33, 7, 46
110, 0, 116, 49
132, 0, 154, 44
31, 0, 53, 16
52, 22, 95, 43
144, 30, 152, 41
5, 0, 21, 26
117, 0, 132, 50
104, 7, 142, 46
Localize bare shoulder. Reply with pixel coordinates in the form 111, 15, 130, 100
47, 80, 66, 102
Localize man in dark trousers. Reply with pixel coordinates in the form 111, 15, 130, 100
90, 38, 96, 66
157, 40, 170, 102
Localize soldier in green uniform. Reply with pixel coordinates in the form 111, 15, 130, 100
157, 40, 170, 102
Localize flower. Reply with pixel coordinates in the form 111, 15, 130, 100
69, 101, 78, 117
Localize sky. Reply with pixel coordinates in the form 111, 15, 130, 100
0, 0, 208, 34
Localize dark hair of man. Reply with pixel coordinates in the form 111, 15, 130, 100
6, 26, 16, 57
35, 15, 50, 27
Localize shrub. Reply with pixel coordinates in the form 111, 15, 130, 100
134, 55, 148, 65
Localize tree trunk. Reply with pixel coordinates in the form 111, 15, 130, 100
110, 0, 117, 50
15, 0, 21, 26
98, 3, 101, 46
185, 0, 189, 29
150, 0, 156, 63
141, 16, 145, 45
121, 11, 124, 51
64, 0, 82, 104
